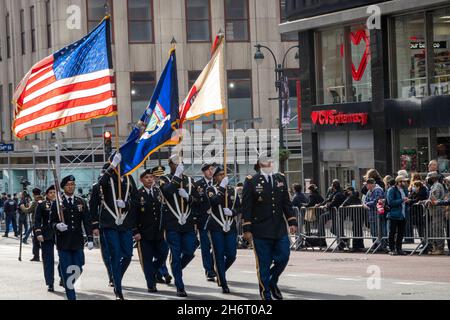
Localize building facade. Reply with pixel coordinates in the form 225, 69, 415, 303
282, 0, 450, 192
0, 0, 302, 193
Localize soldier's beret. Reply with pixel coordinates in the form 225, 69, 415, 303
140, 169, 153, 179
201, 163, 214, 172
213, 166, 224, 177
60, 175, 75, 188
152, 166, 166, 177
46, 185, 55, 194
32, 188, 42, 196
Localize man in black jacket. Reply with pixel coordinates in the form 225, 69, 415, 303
341, 186, 364, 251
91, 154, 138, 300
3, 194, 18, 237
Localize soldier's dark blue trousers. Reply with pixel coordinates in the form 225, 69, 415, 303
165, 231, 197, 290
252, 236, 290, 300
157, 240, 170, 277
58, 249, 85, 300
99, 231, 113, 283
209, 231, 237, 287
138, 239, 167, 289
199, 228, 215, 277
41, 240, 55, 287
103, 229, 133, 295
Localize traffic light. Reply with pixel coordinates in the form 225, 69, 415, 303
104, 131, 112, 158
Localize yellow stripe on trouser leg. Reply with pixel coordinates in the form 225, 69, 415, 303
251, 240, 266, 300
208, 231, 221, 287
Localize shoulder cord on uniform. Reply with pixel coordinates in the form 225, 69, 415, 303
211, 186, 232, 233
161, 177, 192, 225
101, 176, 130, 226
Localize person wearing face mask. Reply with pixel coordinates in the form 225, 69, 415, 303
242, 152, 298, 300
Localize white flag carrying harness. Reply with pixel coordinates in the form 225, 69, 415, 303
102, 176, 131, 226
210, 186, 237, 233
162, 177, 193, 226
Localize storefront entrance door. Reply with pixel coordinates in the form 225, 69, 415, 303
326, 166, 358, 191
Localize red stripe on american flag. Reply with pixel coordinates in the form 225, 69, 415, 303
21, 75, 57, 104
15, 105, 117, 139
22, 76, 114, 109
14, 91, 115, 127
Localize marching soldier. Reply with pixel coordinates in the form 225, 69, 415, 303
34, 186, 57, 292
134, 167, 167, 293
159, 155, 200, 297
51, 176, 94, 301
89, 164, 114, 287
92, 154, 139, 300
194, 163, 216, 282
242, 153, 298, 300
206, 166, 241, 294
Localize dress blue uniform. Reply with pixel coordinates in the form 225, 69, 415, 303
206, 180, 241, 293
92, 167, 138, 300
134, 169, 167, 292
159, 172, 200, 296
34, 186, 56, 291
242, 171, 297, 300
194, 169, 215, 280
51, 176, 92, 301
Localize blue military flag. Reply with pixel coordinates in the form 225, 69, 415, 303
119, 49, 180, 175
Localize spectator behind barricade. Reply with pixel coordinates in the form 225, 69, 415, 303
426, 171, 446, 255
431, 176, 450, 255
387, 176, 409, 255
323, 180, 339, 201
408, 180, 429, 250
363, 178, 388, 252
361, 169, 385, 196
305, 185, 324, 208
428, 160, 445, 188
341, 186, 365, 252
292, 183, 309, 208
318, 180, 347, 250
397, 170, 414, 243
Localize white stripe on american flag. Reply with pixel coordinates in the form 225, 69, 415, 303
14, 98, 116, 134
16, 82, 115, 119
23, 69, 113, 104
26, 69, 54, 91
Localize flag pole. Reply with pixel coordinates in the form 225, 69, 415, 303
115, 115, 122, 218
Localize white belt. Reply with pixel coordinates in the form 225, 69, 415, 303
102, 176, 130, 226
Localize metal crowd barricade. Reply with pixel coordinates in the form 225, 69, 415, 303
336, 205, 372, 252
407, 203, 427, 255
418, 203, 450, 255
291, 206, 339, 252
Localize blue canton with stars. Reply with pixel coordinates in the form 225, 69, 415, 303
53, 19, 112, 81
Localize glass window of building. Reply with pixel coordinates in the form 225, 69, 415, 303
87, 0, 113, 40
280, 0, 297, 42
31, 6, 36, 53
45, 1, 52, 48
20, 9, 25, 55
128, 0, 153, 43
432, 8, 450, 96
316, 28, 345, 104
391, 13, 426, 98
227, 70, 253, 129
316, 25, 372, 105
186, 0, 211, 42
0, 85, 4, 139
131, 72, 156, 123
6, 13, 11, 58
397, 128, 429, 173
224, 0, 249, 42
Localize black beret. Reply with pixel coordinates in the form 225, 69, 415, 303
32, 188, 42, 196
213, 166, 224, 177
151, 166, 166, 177
45, 185, 55, 194
140, 169, 153, 179
60, 175, 75, 188
201, 163, 214, 172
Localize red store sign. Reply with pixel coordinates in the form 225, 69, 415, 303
311, 110, 369, 126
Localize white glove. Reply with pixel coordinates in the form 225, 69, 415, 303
220, 177, 229, 188
178, 189, 189, 200
111, 153, 122, 168
56, 223, 68, 232
116, 200, 126, 209
88, 242, 94, 250
223, 208, 233, 217
174, 164, 185, 178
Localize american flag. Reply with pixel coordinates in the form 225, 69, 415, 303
13, 17, 116, 139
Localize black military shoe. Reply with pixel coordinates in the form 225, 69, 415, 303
177, 288, 188, 297
156, 274, 165, 284
222, 286, 230, 294
30, 257, 40, 262
269, 284, 283, 300
206, 272, 216, 282
115, 290, 125, 300
164, 274, 173, 285
148, 286, 158, 293
108, 281, 114, 287
47, 286, 54, 292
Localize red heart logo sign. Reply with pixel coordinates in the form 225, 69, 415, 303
340, 29, 370, 82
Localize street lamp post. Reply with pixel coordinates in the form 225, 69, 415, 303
254, 44, 299, 173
